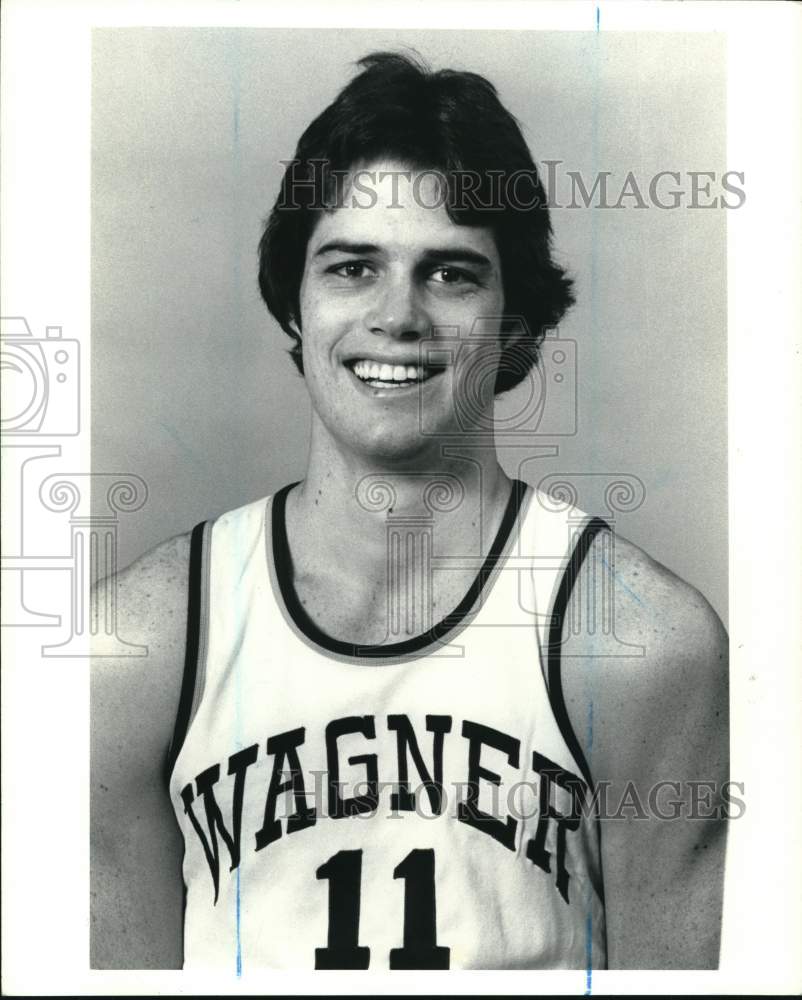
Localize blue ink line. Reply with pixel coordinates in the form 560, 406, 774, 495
587, 699, 594, 753
601, 555, 645, 607
230, 33, 244, 979
157, 421, 207, 472
587, 15, 598, 991
585, 912, 593, 994
585, 713, 594, 993
228, 33, 243, 304
236, 865, 242, 976
588, 2, 602, 465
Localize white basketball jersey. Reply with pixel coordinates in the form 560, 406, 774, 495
167, 480, 608, 971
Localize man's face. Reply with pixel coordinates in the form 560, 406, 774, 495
295, 160, 506, 462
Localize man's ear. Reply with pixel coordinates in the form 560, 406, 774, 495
500, 315, 529, 350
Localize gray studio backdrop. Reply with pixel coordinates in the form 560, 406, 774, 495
92, 28, 728, 624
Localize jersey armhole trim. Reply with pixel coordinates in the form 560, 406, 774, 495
546, 516, 610, 923
546, 516, 610, 792
164, 520, 211, 786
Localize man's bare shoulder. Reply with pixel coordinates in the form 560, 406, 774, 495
91, 529, 195, 763
602, 530, 727, 655
565, 527, 728, 764
106, 531, 193, 644
90, 531, 193, 969
91, 530, 194, 762
562, 527, 729, 968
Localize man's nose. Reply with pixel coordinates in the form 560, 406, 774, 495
364, 276, 429, 340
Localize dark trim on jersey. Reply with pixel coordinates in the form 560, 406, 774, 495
164, 520, 207, 786
546, 516, 609, 792
546, 516, 610, 919
271, 478, 529, 659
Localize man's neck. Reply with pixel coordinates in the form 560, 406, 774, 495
287, 428, 514, 570
279, 422, 518, 645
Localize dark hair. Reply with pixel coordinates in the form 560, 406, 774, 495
258, 50, 574, 395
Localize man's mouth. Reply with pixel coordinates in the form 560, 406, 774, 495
346, 359, 443, 389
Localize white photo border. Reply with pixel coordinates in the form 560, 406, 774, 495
1, 0, 800, 995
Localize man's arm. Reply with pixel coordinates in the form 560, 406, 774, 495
90, 533, 191, 969
562, 532, 729, 969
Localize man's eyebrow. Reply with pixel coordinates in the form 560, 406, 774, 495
314, 241, 380, 257
420, 247, 493, 268
313, 242, 494, 268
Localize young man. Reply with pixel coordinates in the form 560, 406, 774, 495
91, 52, 728, 971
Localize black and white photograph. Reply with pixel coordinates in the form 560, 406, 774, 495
1, 1, 800, 995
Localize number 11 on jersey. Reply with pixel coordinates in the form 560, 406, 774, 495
315, 848, 451, 970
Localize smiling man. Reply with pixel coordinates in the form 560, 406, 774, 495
287, 171, 507, 469
91, 51, 729, 972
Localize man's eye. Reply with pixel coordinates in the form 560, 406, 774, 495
331, 261, 373, 279
431, 266, 476, 285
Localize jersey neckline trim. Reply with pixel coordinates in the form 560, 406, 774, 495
267, 478, 531, 663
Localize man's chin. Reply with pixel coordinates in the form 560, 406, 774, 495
353, 431, 446, 468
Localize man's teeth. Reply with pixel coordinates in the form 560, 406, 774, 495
351, 360, 432, 383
